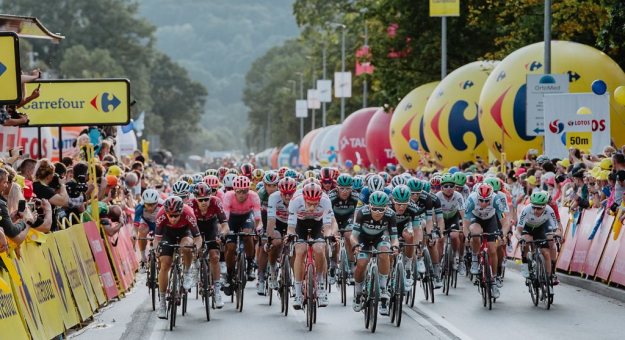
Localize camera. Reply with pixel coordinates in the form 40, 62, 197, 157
49, 173, 62, 190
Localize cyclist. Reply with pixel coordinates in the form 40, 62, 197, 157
351, 191, 399, 316
328, 173, 360, 285
154, 196, 202, 319
454, 172, 471, 201
388, 184, 420, 288
172, 180, 192, 203
256, 171, 280, 294
134, 189, 163, 271
465, 183, 508, 299
187, 182, 229, 308
221, 176, 262, 295
222, 173, 237, 192
357, 174, 391, 209
320, 167, 337, 193
436, 174, 467, 276
407, 178, 438, 280
517, 191, 558, 288
352, 176, 365, 195
251, 168, 265, 191
240, 163, 254, 180
484, 177, 512, 288
203, 175, 224, 201
288, 183, 334, 309
265, 177, 297, 289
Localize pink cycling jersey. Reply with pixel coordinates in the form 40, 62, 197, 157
222, 190, 261, 220
214, 189, 225, 201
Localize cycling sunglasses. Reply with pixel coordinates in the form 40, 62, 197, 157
198, 198, 211, 203
478, 198, 490, 203
235, 189, 249, 195
370, 206, 386, 213
167, 213, 181, 219
531, 205, 545, 211
281, 192, 295, 197
338, 186, 351, 191
442, 184, 455, 189
144, 202, 157, 207
176, 194, 188, 199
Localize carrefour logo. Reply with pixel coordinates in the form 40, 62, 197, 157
90, 93, 121, 112
549, 120, 564, 134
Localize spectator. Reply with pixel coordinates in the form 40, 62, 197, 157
65, 161, 93, 222
569, 170, 590, 211
23, 180, 53, 233
612, 153, 625, 172
33, 159, 69, 231
61, 156, 74, 168
18, 158, 37, 181
124, 171, 141, 201
0, 168, 27, 251
54, 162, 67, 182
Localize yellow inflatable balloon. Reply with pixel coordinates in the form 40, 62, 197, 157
422, 61, 497, 168
389, 82, 439, 169
479, 41, 625, 160
615, 86, 625, 106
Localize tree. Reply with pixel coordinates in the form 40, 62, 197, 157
59, 45, 125, 78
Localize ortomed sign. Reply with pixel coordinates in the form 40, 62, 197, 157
21, 79, 130, 127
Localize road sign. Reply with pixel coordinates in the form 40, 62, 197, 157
307, 89, 320, 109
317, 80, 332, 102
21, 79, 130, 127
295, 100, 308, 118
526, 74, 569, 136
429, 0, 460, 17
0, 32, 22, 104
334, 72, 352, 98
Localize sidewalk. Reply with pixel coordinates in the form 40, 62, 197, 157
506, 261, 625, 303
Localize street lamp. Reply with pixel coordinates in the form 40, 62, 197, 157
287, 79, 296, 95
330, 22, 347, 123
295, 72, 304, 144
306, 55, 317, 130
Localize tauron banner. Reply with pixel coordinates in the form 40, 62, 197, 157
21, 79, 130, 127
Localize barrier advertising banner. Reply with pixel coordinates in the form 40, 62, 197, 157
11, 255, 47, 340
0, 270, 29, 340
570, 208, 598, 273
584, 213, 614, 277
71, 225, 107, 305
83, 221, 119, 300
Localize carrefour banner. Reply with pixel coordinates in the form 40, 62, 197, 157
429, 0, 460, 17
21, 79, 130, 127
544, 93, 610, 158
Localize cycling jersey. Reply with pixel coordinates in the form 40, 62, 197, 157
214, 189, 225, 201
188, 197, 227, 223
154, 205, 200, 238
352, 206, 398, 239
267, 191, 290, 223
357, 186, 392, 208
495, 191, 511, 213
222, 190, 262, 220
436, 191, 465, 219
388, 201, 420, 234
517, 204, 557, 229
133, 202, 161, 231
413, 192, 434, 220
328, 189, 359, 229
257, 187, 270, 212
458, 185, 471, 201
287, 194, 333, 226
464, 192, 507, 221
429, 193, 444, 219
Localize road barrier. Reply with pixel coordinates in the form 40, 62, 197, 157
0, 215, 140, 340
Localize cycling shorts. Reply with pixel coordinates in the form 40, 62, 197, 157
357, 232, 391, 260
294, 218, 324, 243
198, 218, 220, 251
159, 227, 193, 257
227, 213, 255, 244
470, 215, 499, 242
522, 221, 551, 249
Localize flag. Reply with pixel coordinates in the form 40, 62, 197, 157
134, 111, 145, 137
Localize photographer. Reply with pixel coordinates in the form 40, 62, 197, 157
64, 161, 94, 223
23, 180, 53, 233
33, 159, 69, 231
0, 168, 27, 251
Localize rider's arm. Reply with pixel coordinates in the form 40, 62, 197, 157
266, 194, 279, 236
321, 198, 334, 237
251, 192, 262, 230
184, 207, 203, 253
350, 210, 363, 247
388, 214, 399, 248
287, 197, 297, 235
463, 197, 475, 235
153, 210, 165, 250
133, 204, 144, 227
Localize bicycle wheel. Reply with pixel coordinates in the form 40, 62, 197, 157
537, 254, 551, 309
201, 259, 211, 321
169, 268, 178, 331
306, 264, 314, 331
483, 253, 492, 310
422, 250, 430, 302
369, 268, 379, 333
443, 242, 452, 295
282, 254, 291, 316
237, 254, 246, 312
394, 263, 404, 327
149, 253, 156, 311
182, 286, 188, 316
425, 249, 435, 303
340, 250, 348, 306
409, 266, 417, 307
267, 278, 273, 306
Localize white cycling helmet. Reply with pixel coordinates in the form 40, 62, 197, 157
192, 173, 204, 184
367, 175, 385, 192
172, 181, 191, 196
223, 173, 237, 188
390, 175, 407, 188
142, 189, 160, 204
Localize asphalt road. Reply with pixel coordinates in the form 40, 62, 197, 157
72, 267, 625, 340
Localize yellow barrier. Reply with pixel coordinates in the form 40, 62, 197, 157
0, 270, 29, 340
68, 218, 107, 306
11, 253, 48, 340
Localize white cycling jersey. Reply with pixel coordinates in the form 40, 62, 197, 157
465, 192, 506, 220
517, 204, 557, 229
436, 191, 465, 219
287, 194, 333, 226
267, 191, 289, 223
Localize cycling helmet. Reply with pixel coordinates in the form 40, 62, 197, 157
530, 191, 549, 205
379, 172, 390, 185
223, 174, 237, 188
255, 182, 264, 191
331, 167, 340, 180
252, 168, 265, 180
217, 167, 228, 179
278, 167, 290, 179
302, 183, 323, 201
369, 191, 390, 207
430, 176, 441, 187
297, 173, 305, 182
203, 175, 220, 188
240, 163, 254, 178
305, 170, 316, 179
226, 168, 239, 176
142, 189, 159, 204
392, 185, 411, 203
352, 176, 365, 191
164, 196, 184, 215
178, 174, 193, 185
284, 169, 298, 179
233, 176, 251, 190
194, 182, 211, 198
484, 177, 501, 192
466, 174, 476, 187
367, 175, 386, 192
536, 155, 550, 165
390, 175, 407, 188
453, 172, 467, 186
192, 173, 203, 184
407, 178, 424, 192
263, 171, 280, 185
423, 182, 431, 193
172, 181, 191, 196
337, 173, 354, 187
364, 173, 374, 184
440, 173, 455, 186
303, 177, 320, 186
474, 174, 484, 183
476, 183, 493, 200
401, 172, 413, 181
205, 169, 219, 177
279, 177, 297, 194
320, 167, 333, 181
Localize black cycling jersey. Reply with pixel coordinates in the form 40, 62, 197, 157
328, 189, 359, 229
352, 206, 398, 240
388, 201, 420, 234
413, 192, 434, 220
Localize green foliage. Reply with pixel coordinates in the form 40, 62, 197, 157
59, 45, 125, 78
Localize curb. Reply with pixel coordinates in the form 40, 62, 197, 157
506, 261, 625, 303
